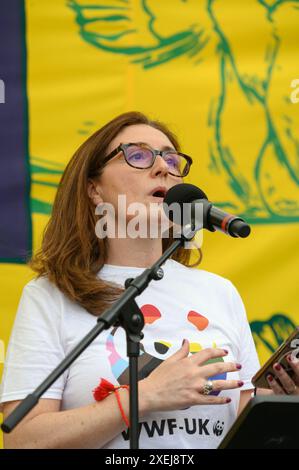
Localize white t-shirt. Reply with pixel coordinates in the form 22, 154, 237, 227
0, 259, 260, 449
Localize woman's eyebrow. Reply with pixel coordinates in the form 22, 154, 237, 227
134, 142, 176, 151
162, 145, 176, 151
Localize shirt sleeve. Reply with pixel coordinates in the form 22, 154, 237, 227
0, 280, 67, 405
230, 282, 260, 391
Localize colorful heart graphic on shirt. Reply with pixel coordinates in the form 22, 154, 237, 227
105, 304, 227, 396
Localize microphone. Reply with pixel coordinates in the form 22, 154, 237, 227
164, 183, 251, 238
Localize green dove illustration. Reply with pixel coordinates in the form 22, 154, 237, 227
66, 0, 299, 223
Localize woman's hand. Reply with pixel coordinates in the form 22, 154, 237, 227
138, 340, 243, 414
266, 354, 299, 395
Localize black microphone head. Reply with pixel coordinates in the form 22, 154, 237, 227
163, 183, 208, 227
164, 183, 208, 206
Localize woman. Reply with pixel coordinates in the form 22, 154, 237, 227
1, 112, 296, 449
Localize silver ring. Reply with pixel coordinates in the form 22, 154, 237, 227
202, 380, 214, 396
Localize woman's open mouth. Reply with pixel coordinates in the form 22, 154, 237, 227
150, 186, 167, 201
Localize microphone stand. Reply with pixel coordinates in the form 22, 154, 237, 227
1, 227, 195, 449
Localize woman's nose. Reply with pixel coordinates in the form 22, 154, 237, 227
151, 155, 169, 177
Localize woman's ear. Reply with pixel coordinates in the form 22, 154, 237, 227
87, 179, 104, 206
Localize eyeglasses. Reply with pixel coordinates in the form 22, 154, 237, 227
102, 142, 193, 177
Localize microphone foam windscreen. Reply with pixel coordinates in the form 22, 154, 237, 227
164, 183, 208, 206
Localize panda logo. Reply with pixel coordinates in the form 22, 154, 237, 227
213, 421, 225, 436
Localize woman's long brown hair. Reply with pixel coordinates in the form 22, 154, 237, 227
29, 111, 202, 316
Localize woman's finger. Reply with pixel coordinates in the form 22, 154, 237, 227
190, 347, 228, 365
200, 379, 244, 393
199, 361, 242, 378
195, 394, 232, 406
267, 374, 284, 394
287, 354, 299, 386
272, 363, 297, 395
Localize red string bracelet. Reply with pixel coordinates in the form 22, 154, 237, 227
114, 388, 130, 428
93, 378, 130, 428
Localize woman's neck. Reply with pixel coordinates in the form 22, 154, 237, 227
105, 237, 163, 268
